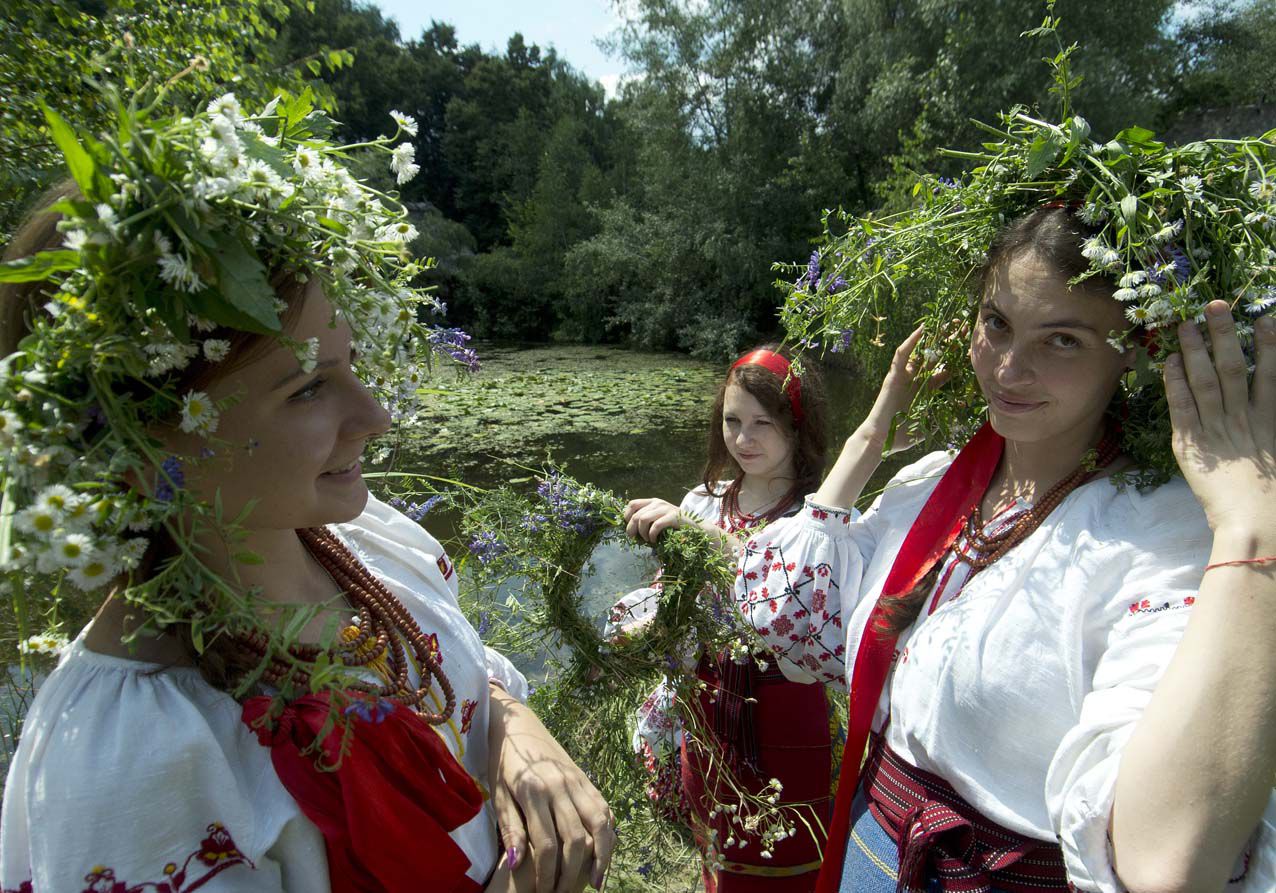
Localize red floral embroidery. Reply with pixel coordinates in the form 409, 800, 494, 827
425, 632, 443, 665
771, 616, 794, 637
4, 823, 254, 893
1184, 596, 1196, 606
460, 698, 478, 734
809, 508, 828, 521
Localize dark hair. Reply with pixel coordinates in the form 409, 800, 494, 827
876, 204, 1117, 637
701, 343, 828, 510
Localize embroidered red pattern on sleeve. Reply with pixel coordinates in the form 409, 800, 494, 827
5, 822, 254, 893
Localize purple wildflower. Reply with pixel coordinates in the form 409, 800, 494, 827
468, 531, 509, 564
155, 456, 184, 503
637, 864, 653, 878
343, 697, 396, 724
477, 612, 491, 637
389, 496, 408, 510
829, 329, 855, 353
407, 495, 443, 521
536, 472, 604, 536
1148, 244, 1191, 286
823, 275, 847, 294
803, 251, 821, 291
429, 327, 481, 372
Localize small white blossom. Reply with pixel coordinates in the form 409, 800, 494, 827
390, 110, 419, 137
1180, 175, 1204, 202
203, 339, 231, 362
1106, 335, 1127, 353
1249, 178, 1274, 201
390, 143, 420, 185
68, 550, 119, 590
1118, 271, 1147, 289
1125, 304, 1152, 325
14, 505, 57, 536
1152, 219, 1183, 243
1137, 283, 1163, 300
94, 203, 120, 236
119, 537, 149, 571
157, 252, 205, 293
179, 390, 219, 436
49, 531, 92, 568
18, 633, 68, 656
297, 337, 320, 374
206, 92, 243, 122
64, 229, 88, 251
293, 146, 322, 180
1113, 287, 1139, 303
376, 221, 419, 243
187, 315, 217, 333
145, 341, 199, 376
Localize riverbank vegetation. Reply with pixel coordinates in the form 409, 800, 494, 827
4, 0, 1275, 359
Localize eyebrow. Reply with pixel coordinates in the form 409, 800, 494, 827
271, 357, 341, 392
981, 300, 1100, 334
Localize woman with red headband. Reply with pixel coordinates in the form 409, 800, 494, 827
734, 207, 1276, 891
614, 344, 840, 892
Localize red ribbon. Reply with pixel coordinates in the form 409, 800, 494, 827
242, 693, 484, 893
731, 349, 804, 424
814, 422, 1004, 893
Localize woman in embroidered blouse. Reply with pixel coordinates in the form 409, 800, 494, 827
616, 345, 839, 892
0, 192, 616, 893
733, 207, 1276, 892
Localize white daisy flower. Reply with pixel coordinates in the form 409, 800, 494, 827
15, 505, 58, 536
1113, 288, 1139, 303
179, 390, 219, 436
187, 315, 217, 333
49, 531, 92, 568
376, 221, 419, 243
144, 341, 199, 376
1125, 304, 1152, 325
119, 537, 149, 571
293, 146, 322, 180
1152, 219, 1183, 243
68, 550, 119, 590
1179, 175, 1203, 202
1137, 283, 1163, 300
390, 110, 419, 137
63, 229, 88, 251
390, 143, 420, 185
1106, 336, 1128, 353
206, 92, 243, 122
36, 484, 76, 513
0, 409, 23, 443
1078, 203, 1107, 225
203, 339, 231, 362
1119, 271, 1147, 289
1249, 178, 1274, 201
17, 633, 68, 656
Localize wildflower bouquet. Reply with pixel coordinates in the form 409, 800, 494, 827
453, 469, 810, 872
0, 69, 470, 693
780, 9, 1276, 486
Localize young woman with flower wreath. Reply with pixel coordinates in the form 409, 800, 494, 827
612, 344, 843, 892
735, 205, 1276, 892
0, 91, 614, 893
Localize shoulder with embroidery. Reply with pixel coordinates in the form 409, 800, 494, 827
2, 640, 292, 888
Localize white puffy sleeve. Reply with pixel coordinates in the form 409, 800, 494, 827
733, 451, 951, 691
1043, 481, 1273, 891
0, 641, 324, 892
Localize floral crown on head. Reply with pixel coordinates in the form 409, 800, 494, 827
0, 81, 469, 678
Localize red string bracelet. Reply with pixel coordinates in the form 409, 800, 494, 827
1203, 555, 1276, 573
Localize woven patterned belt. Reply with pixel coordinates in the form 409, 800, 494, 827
862, 740, 1074, 893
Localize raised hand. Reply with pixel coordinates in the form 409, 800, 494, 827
1164, 301, 1276, 536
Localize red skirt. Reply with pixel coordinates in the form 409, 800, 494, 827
681, 655, 839, 893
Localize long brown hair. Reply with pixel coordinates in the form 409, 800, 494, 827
876, 204, 1116, 636
701, 343, 828, 512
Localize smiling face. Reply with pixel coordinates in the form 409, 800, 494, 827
162, 281, 391, 532
970, 249, 1133, 452
721, 383, 795, 485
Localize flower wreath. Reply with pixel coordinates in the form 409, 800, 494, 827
0, 71, 472, 696
780, 18, 1275, 488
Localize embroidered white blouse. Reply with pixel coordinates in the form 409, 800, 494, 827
734, 450, 1276, 892
0, 495, 528, 893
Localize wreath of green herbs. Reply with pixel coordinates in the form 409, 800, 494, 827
779, 9, 1275, 487
0, 59, 472, 699
449, 468, 825, 866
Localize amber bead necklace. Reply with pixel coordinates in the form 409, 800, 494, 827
958, 428, 1121, 573
228, 526, 455, 726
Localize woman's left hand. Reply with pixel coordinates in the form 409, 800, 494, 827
1164, 301, 1276, 535
487, 683, 616, 893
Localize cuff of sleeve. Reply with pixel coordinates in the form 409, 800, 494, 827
800, 497, 861, 537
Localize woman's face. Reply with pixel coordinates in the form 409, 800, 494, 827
722, 383, 795, 483
969, 249, 1133, 449
162, 282, 391, 532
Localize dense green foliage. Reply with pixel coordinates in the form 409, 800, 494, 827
5, 0, 1273, 357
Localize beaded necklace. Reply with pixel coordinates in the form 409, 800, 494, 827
720, 477, 802, 534
957, 429, 1121, 573
228, 526, 456, 725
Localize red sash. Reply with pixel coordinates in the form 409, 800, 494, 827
814, 422, 1004, 893
242, 692, 484, 893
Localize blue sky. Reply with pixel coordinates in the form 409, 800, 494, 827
370, 1, 629, 95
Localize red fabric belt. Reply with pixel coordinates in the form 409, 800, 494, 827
862, 740, 1073, 893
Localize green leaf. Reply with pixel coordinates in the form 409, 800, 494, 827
234, 550, 265, 565
0, 250, 80, 283
1025, 135, 1062, 179
42, 106, 98, 198
207, 232, 283, 333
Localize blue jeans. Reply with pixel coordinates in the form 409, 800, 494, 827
838, 788, 1011, 893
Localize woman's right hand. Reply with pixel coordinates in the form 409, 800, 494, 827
623, 497, 685, 544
